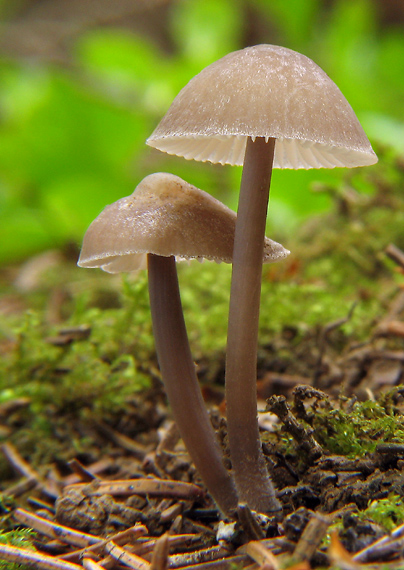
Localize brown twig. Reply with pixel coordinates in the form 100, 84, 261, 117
383, 320, 404, 337
95, 421, 151, 458
313, 304, 357, 387
4, 475, 38, 498
385, 243, 404, 269
0, 397, 30, 418
1, 442, 41, 481
292, 386, 328, 424
237, 504, 265, 540
159, 502, 183, 524
328, 532, 360, 570
150, 533, 170, 570
96, 535, 198, 570
63, 458, 114, 486
266, 396, 323, 461
156, 422, 180, 456
293, 512, 330, 562
64, 479, 204, 500
67, 459, 98, 482
13, 508, 102, 548
132, 534, 201, 558
242, 541, 279, 569
174, 555, 250, 570
105, 541, 151, 570
83, 558, 106, 570
169, 545, 232, 568
1, 442, 60, 499
353, 520, 404, 563
143, 421, 180, 477
0, 542, 82, 570
61, 525, 148, 562
376, 290, 404, 335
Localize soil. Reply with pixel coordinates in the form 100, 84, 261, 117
1, 270, 404, 570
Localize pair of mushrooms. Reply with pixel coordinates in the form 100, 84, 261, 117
79, 45, 377, 518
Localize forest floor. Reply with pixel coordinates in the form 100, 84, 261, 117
1, 146, 404, 569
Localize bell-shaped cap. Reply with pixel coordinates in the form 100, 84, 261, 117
147, 45, 377, 169
78, 173, 289, 273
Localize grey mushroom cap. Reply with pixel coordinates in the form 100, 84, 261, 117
78, 173, 290, 273
147, 45, 377, 169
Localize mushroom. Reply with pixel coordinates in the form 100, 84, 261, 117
146, 45, 378, 514
78, 172, 289, 517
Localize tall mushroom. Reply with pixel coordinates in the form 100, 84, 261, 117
78, 172, 289, 517
146, 45, 378, 514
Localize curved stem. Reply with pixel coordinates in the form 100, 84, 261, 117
225, 137, 281, 514
148, 253, 238, 517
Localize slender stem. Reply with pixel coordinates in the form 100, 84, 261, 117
148, 254, 238, 516
225, 136, 281, 514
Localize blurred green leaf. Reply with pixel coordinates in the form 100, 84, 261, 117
252, 0, 321, 49
378, 31, 404, 92
364, 114, 404, 152
0, 207, 53, 264
0, 0, 401, 265
40, 174, 123, 241
170, 0, 242, 69
76, 29, 179, 115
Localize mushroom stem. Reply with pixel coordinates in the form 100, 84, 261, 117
225, 136, 281, 514
147, 253, 238, 517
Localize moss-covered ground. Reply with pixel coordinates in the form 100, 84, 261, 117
1, 144, 404, 568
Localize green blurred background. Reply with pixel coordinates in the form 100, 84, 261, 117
0, 0, 403, 265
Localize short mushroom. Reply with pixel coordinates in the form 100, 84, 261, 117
78, 172, 289, 517
146, 45, 378, 514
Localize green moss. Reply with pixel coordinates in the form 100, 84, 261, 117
0, 528, 36, 570
360, 493, 404, 532
0, 279, 154, 464
2, 307, 151, 409
295, 146, 404, 294
312, 399, 404, 458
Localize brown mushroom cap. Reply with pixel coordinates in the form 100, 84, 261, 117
147, 45, 377, 169
77, 172, 289, 273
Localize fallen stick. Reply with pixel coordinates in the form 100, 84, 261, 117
242, 541, 278, 569
83, 558, 106, 570
64, 479, 204, 500
133, 535, 200, 558
174, 554, 249, 570
0, 542, 82, 570
105, 541, 151, 570
385, 243, 404, 269
61, 525, 148, 562
169, 545, 232, 568
353, 520, 404, 563
14, 508, 102, 548
293, 512, 330, 563
150, 533, 169, 570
